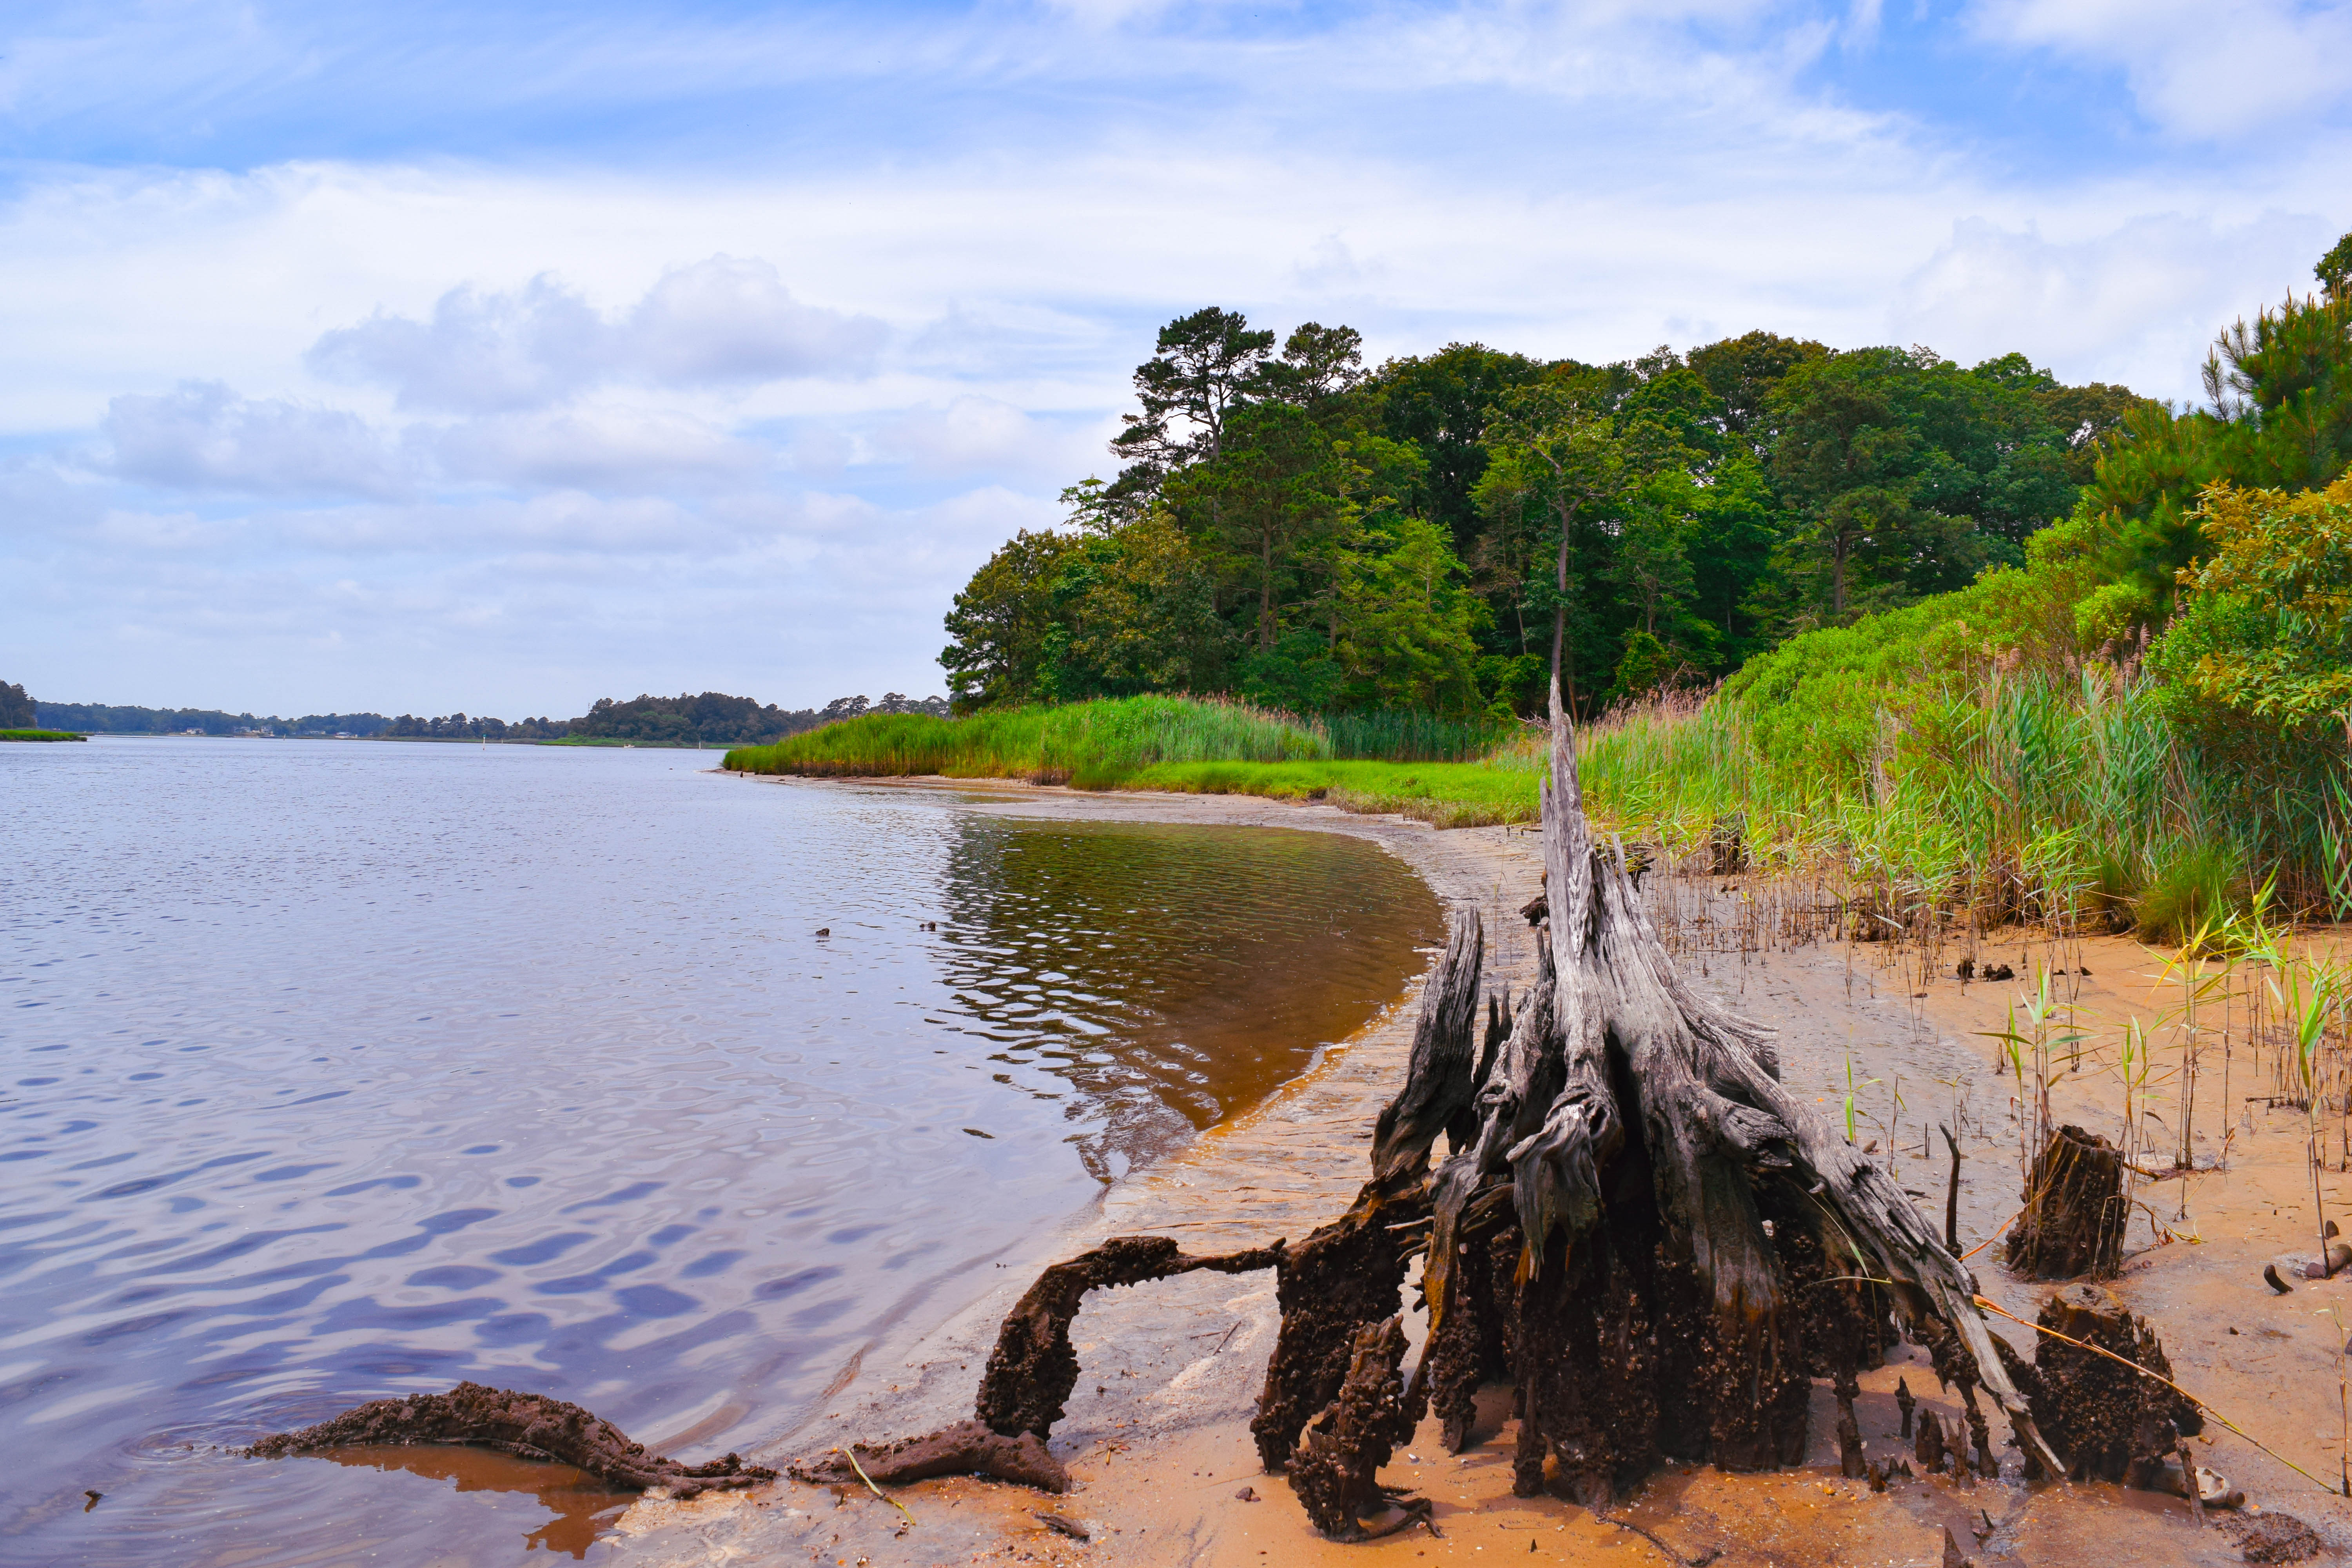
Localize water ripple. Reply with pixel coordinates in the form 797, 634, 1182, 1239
0, 738, 1435, 1564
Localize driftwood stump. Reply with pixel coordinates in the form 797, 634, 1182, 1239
1400, 677, 2060, 1497
2006, 1125, 2126, 1278
821, 676, 2062, 1537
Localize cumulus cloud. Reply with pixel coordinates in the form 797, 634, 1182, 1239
307, 257, 886, 413
103, 380, 411, 497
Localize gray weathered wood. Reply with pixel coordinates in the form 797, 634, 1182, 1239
1415, 676, 2060, 1486
1370, 909, 1485, 1182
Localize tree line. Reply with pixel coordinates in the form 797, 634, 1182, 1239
940, 309, 2151, 718
15, 690, 950, 744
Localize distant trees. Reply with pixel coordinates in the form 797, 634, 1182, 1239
384, 713, 570, 740
29, 691, 932, 743
568, 692, 808, 744
0, 681, 33, 729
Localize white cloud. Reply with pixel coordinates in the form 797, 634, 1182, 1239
307, 257, 886, 413
1886, 210, 2341, 393
872, 396, 1092, 477
102, 381, 412, 497
1969, 0, 2352, 139
430, 405, 771, 490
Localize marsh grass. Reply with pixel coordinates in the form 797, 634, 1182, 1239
723, 695, 1524, 802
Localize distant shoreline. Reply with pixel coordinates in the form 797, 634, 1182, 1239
49, 731, 735, 749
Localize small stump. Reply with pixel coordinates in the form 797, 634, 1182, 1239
2013, 1284, 2201, 1484
2006, 1126, 2125, 1278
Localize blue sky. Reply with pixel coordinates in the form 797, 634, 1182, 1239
2, 0, 2346, 717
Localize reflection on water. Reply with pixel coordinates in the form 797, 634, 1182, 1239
939, 816, 1441, 1175
325, 1447, 637, 1559
0, 740, 1437, 1565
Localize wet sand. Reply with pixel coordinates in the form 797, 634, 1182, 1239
611, 778, 2352, 1567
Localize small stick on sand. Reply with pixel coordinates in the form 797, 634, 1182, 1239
1942, 1124, 1962, 1257
840, 1447, 916, 1528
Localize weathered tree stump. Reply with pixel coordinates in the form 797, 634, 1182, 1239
247, 1383, 775, 1498
2010, 1283, 2201, 1485
2005, 1125, 2126, 1278
1401, 679, 2060, 1494
824, 677, 2064, 1538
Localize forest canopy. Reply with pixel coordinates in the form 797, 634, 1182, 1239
939, 310, 2152, 719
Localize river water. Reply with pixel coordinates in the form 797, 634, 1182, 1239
0, 738, 1439, 1565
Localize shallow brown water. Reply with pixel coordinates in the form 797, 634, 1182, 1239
0, 741, 1439, 1565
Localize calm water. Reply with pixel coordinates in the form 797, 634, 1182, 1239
0, 738, 1439, 1565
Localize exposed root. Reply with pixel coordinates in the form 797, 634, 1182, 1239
789, 1420, 1070, 1494
1286, 1316, 1431, 1541
1252, 1180, 1420, 1470
246, 1382, 775, 1499
977, 1234, 1283, 1439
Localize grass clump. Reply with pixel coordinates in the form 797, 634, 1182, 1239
724, 695, 1332, 787
1, 728, 86, 742
723, 695, 1536, 822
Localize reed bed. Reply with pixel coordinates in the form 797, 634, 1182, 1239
1558, 672, 2352, 942
722, 696, 1522, 797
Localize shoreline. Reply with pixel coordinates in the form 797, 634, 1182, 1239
612, 774, 2352, 1567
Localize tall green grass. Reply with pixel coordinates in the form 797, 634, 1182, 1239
722, 695, 1519, 789
726, 696, 1327, 788
1553, 675, 2351, 933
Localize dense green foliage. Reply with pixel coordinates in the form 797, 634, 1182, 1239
941, 308, 2146, 720
1703, 243, 2352, 925
0, 681, 33, 729
1, 728, 84, 741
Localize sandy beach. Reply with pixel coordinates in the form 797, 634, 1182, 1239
606, 775, 2352, 1568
